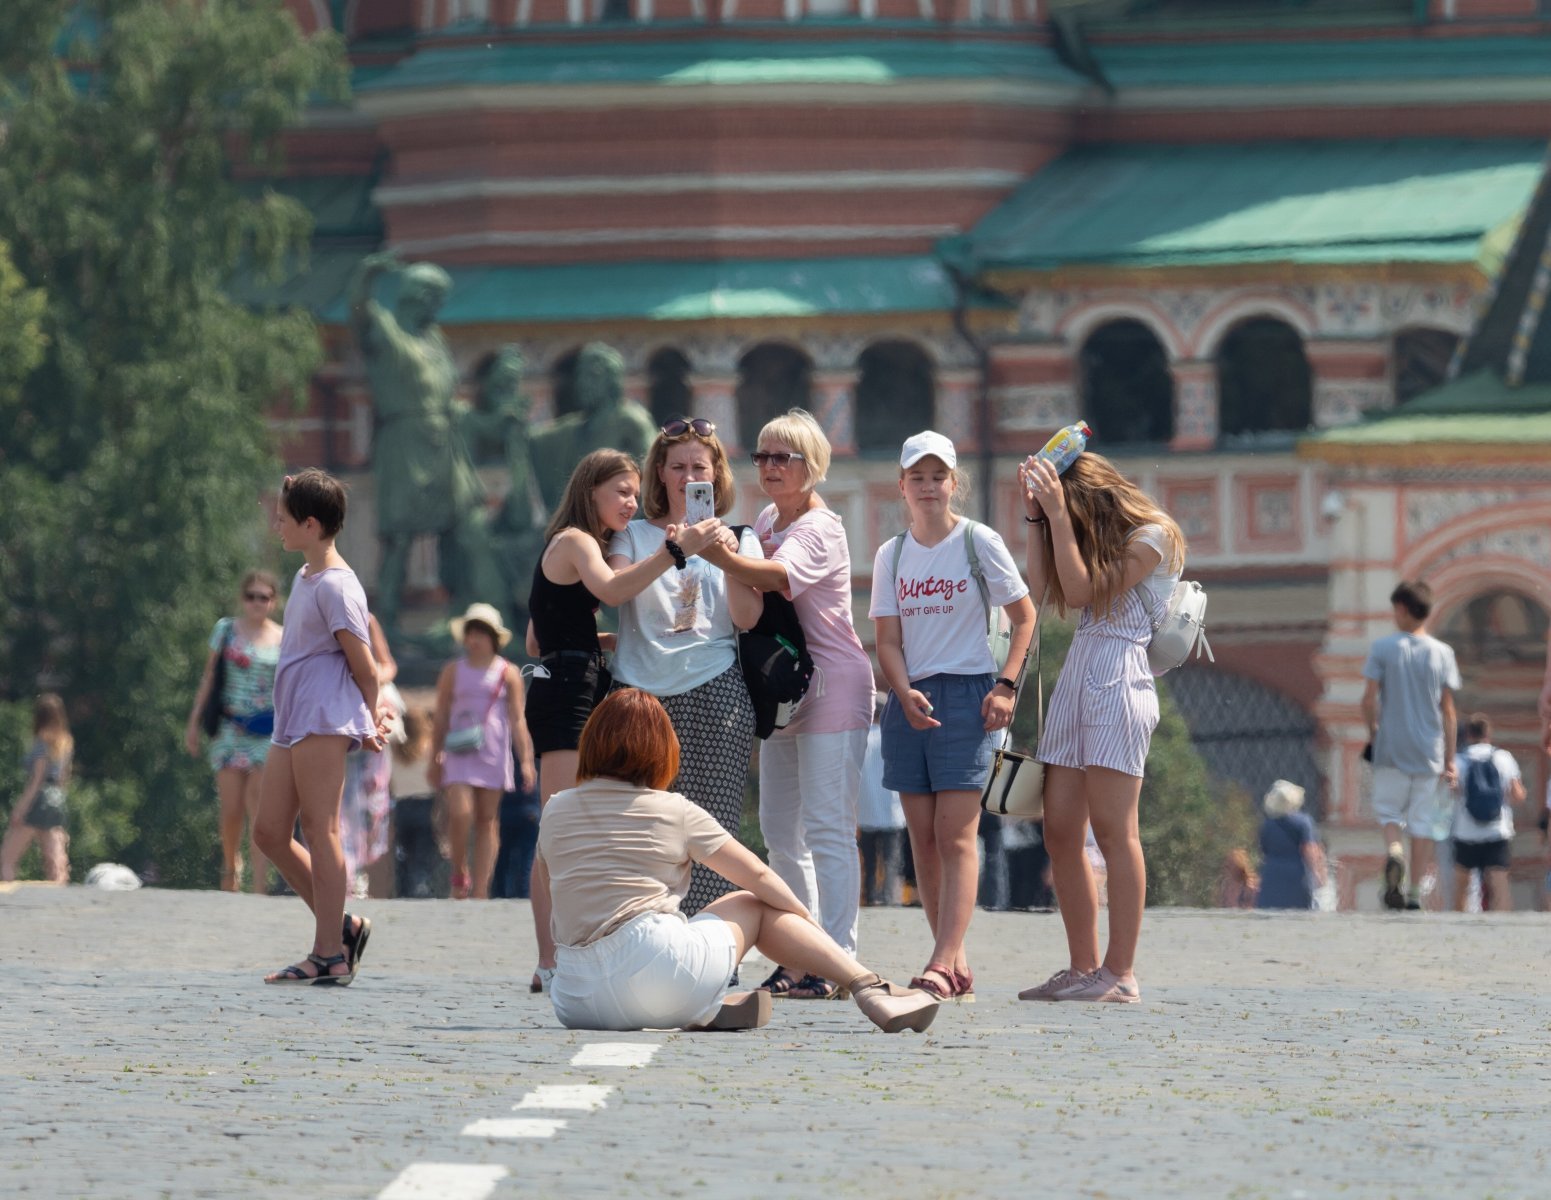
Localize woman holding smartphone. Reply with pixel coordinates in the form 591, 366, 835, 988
607, 418, 765, 915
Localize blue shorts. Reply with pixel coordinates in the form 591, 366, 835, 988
880, 673, 996, 795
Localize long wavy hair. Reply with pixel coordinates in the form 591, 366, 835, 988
543, 449, 640, 548
1032, 453, 1185, 620
34, 693, 73, 763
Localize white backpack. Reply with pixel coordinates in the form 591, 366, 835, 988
1145, 580, 1213, 676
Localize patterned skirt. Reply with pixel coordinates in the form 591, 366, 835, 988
659, 666, 757, 915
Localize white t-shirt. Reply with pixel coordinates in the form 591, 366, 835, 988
1452, 743, 1519, 843
869, 519, 1028, 680
1127, 524, 1182, 628
609, 521, 764, 697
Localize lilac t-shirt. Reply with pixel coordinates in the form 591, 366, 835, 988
271, 566, 374, 748
754, 504, 873, 736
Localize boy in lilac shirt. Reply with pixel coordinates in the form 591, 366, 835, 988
254, 470, 386, 985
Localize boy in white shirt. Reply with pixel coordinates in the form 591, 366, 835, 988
1451, 713, 1524, 913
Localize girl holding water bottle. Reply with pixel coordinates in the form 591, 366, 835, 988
870, 431, 1035, 1002
1016, 431, 1185, 1005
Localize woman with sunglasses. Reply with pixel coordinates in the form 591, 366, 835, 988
607, 417, 765, 917
185, 570, 284, 893
700, 409, 874, 1000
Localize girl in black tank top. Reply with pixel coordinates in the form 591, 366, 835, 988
521, 449, 724, 994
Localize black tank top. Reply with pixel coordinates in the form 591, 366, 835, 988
528, 543, 602, 655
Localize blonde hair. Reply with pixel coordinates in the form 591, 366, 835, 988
543, 449, 640, 548
757, 408, 831, 488
34, 693, 73, 763
1031, 453, 1184, 619
239, 569, 279, 600
641, 427, 736, 520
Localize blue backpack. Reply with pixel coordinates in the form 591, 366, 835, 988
1462, 753, 1505, 824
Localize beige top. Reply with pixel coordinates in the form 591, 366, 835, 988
537, 778, 733, 948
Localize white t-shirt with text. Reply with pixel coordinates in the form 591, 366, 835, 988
868, 519, 1028, 680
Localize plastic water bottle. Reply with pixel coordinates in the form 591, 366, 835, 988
1034, 421, 1092, 475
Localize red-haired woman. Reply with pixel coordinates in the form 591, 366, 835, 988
536, 689, 940, 1034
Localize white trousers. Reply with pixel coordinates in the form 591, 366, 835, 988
758, 727, 868, 956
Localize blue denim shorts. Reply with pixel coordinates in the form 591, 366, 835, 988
880, 673, 996, 795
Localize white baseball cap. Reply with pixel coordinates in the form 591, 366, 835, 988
899, 430, 957, 470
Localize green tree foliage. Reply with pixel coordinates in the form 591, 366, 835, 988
1010, 618, 1255, 905
0, 1, 346, 883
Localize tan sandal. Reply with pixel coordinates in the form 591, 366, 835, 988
849, 973, 939, 1034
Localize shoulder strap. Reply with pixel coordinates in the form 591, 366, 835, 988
890, 531, 907, 580
1000, 584, 1049, 748
961, 519, 993, 629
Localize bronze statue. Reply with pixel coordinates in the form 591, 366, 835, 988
531, 341, 656, 510
349, 252, 484, 635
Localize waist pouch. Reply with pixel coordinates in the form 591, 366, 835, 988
228, 710, 275, 737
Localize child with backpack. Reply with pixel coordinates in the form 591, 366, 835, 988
1452, 713, 1524, 912
1017, 451, 1185, 1004
869, 431, 1035, 1002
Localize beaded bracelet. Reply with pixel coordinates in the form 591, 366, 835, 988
664, 538, 688, 570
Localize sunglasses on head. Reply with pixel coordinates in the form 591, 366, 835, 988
750, 451, 806, 468
660, 418, 716, 438
244, 591, 275, 603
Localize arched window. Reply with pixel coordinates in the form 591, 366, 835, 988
1438, 590, 1549, 670
736, 343, 812, 446
550, 347, 582, 418
1393, 326, 1461, 406
1078, 319, 1175, 445
647, 347, 692, 429
856, 341, 935, 454
1216, 318, 1312, 440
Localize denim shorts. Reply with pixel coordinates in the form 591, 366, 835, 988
880, 672, 996, 795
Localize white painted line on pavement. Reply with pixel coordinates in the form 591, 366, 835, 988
514, 1084, 615, 1112
571, 1042, 659, 1068
462, 1117, 569, 1139
379, 1163, 508, 1200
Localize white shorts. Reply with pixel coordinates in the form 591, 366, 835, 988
550, 911, 738, 1031
1371, 767, 1449, 838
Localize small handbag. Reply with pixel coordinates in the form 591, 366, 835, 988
199, 621, 233, 739
444, 669, 506, 754
980, 590, 1047, 821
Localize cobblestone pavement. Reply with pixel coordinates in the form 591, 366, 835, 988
3, 884, 1548, 1199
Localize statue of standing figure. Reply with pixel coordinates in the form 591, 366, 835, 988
531, 342, 657, 511
349, 252, 486, 636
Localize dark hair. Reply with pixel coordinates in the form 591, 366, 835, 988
1390, 580, 1433, 621
282, 469, 347, 538
1466, 712, 1492, 741
575, 689, 680, 792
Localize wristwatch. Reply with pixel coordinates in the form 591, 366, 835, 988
993, 676, 1018, 693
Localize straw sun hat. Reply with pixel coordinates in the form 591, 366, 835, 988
449, 602, 513, 648
1262, 779, 1306, 817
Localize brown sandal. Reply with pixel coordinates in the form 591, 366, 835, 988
908, 964, 955, 1001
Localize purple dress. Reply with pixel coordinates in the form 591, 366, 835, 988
441, 658, 515, 791
271, 566, 374, 748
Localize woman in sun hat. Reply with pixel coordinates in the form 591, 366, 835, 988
428, 602, 537, 899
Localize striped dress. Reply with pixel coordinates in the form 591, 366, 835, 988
1037, 528, 1176, 779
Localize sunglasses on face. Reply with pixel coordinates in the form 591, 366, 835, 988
750, 451, 806, 468
244, 592, 275, 603
660, 418, 716, 438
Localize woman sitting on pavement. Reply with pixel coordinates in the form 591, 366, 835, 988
536, 688, 940, 1034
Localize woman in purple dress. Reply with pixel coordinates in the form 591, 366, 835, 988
429, 603, 537, 899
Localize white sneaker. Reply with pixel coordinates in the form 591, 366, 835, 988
1018, 968, 1092, 1001
1054, 966, 1140, 1004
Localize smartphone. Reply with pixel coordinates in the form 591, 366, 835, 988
684, 481, 715, 525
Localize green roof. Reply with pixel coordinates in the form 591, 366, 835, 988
241, 255, 957, 324
1086, 35, 1551, 89
354, 37, 1075, 93
943, 139, 1547, 274
1309, 407, 1551, 448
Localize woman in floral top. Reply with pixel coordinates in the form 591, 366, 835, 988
185, 570, 283, 893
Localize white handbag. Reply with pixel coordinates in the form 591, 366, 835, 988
981, 590, 1047, 821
